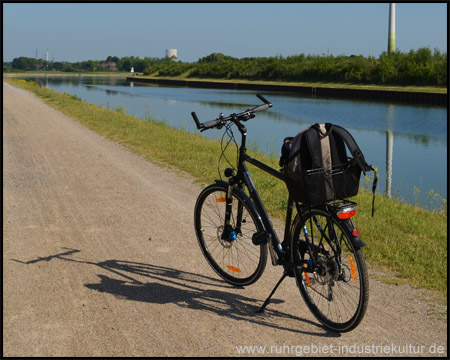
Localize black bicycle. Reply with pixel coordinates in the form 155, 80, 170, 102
191, 95, 369, 332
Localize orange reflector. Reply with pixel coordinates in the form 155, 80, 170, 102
337, 208, 357, 219
349, 256, 357, 282
302, 263, 312, 286
227, 265, 241, 273
216, 197, 226, 203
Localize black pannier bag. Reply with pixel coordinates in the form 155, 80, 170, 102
280, 123, 378, 214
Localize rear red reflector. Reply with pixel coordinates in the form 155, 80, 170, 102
352, 228, 360, 237
337, 208, 357, 219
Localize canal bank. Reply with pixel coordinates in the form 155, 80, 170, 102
127, 76, 447, 106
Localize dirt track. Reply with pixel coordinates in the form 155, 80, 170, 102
3, 81, 447, 357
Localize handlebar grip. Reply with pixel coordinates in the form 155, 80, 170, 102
191, 112, 203, 129
251, 103, 271, 113
202, 119, 222, 129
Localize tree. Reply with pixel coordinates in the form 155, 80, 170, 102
119, 57, 132, 71
52, 62, 65, 71
198, 53, 235, 63
81, 60, 96, 72
12, 57, 38, 71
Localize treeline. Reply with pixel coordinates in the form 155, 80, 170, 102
5, 55, 175, 73
5, 47, 447, 86
145, 48, 447, 87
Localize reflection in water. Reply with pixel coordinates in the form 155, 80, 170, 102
385, 104, 395, 198
19, 76, 447, 208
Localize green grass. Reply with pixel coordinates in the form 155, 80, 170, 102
4, 77, 447, 299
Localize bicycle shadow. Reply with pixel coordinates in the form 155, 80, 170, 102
12, 248, 340, 337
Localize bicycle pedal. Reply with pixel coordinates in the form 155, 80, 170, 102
252, 231, 271, 245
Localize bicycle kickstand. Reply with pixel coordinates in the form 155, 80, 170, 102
256, 272, 288, 313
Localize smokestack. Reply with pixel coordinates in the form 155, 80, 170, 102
388, 3, 396, 54
46, 49, 49, 62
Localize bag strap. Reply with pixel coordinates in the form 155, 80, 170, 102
284, 145, 300, 165
331, 124, 370, 174
305, 124, 323, 169
332, 124, 379, 216
370, 165, 378, 217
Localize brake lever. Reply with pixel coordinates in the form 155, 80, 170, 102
241, 113, 256, 122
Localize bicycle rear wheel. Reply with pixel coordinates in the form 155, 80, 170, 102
194, 183, 267, 286
291, 206, 369, 332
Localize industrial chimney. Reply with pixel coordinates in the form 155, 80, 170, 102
388, 3, 396, 54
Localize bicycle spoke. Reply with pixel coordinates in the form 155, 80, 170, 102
292, 208, 369, 332
195, 185, 267, 285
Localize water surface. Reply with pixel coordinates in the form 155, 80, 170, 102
23, 75, 447, 209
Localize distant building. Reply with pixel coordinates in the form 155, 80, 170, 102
166, 49, 177, 61
100, 62, 117, 71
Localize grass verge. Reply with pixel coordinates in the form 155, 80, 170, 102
4, 77, 447, 299
140, 73, 447, 94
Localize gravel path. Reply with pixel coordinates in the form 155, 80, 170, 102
3, 81, 447, 357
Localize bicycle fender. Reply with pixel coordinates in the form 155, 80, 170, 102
351, 235, 366, 249
327, 212, 366, 250
342, 220, 366, 249
213, 180, 265, 231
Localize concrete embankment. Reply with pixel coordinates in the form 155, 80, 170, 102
127, 76, 447, 106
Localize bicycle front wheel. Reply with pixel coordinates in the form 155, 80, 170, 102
194, 183, 267, 286
291, 206, 369, 332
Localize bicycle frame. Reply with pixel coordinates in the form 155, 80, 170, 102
222, 118, 355, 271
222, 119, 295, 266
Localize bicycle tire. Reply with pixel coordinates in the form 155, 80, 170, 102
290, 206, 369, 332
194, 183, 267, 286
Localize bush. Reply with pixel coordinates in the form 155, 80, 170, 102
158, 48, 447, 86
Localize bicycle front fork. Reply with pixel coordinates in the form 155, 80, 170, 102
221, 182, 240, 242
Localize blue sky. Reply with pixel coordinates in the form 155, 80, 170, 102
3, 2, 447, 63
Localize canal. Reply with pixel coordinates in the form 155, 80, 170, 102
21, 75, 447, 210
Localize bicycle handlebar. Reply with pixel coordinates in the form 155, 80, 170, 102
191, 94, 272, 131
250, 103, 271, 113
